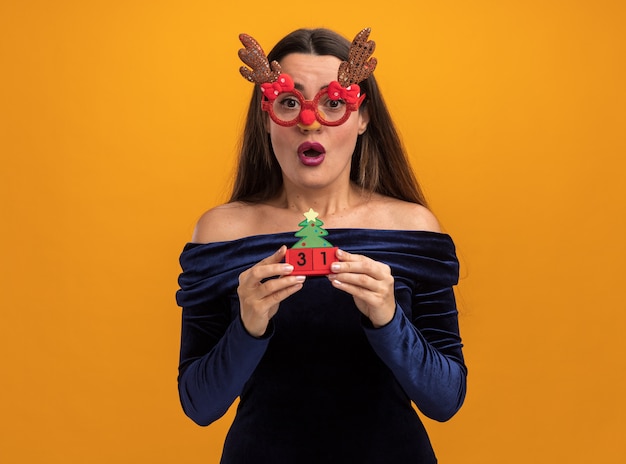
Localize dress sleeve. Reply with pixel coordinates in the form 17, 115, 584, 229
363, 281, 467, 422
177, 303, 272, 426
175, 240, 277, 426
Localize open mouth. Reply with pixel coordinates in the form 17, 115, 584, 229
297, 142, 326, 166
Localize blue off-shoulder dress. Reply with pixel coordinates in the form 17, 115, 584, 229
176, 229, 467, 464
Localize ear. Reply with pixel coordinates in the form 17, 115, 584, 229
357, 107, 369, 135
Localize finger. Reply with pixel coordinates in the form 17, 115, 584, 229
240, 246, 291, 286
257, 272, 304, 293
241, 273, 305, 305
331, 249, 390, 280
328, 274, 394, 312
261, 275, 306, 302
328, 271, 377, 291
242, 263, 294, 288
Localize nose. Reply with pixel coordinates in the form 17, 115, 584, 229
297, 108, 321, 131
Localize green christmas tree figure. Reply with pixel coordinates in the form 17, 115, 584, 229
292, 208, 333, 248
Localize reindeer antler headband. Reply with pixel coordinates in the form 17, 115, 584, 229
238, 28, 378, 128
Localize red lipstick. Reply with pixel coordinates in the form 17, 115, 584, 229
297, 142, 326, 167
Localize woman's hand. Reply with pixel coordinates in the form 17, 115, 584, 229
328, 249, 396, 328
237, 246, 306, 337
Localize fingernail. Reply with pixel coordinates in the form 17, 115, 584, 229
331, 263, 340, 272
283, 264, 294, 272
336, 249, 344, 258
295, 275, 306, 282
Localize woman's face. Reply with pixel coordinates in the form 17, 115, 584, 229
268, 53, 369, 192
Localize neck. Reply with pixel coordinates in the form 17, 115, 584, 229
272, 182, 369, 219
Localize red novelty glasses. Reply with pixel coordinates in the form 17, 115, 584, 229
260, 74, 365, 127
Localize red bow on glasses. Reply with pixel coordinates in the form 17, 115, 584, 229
260, 74, 294, 100
327, 81, 361, 104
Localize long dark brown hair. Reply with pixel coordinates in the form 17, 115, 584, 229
230, 28, 427, 206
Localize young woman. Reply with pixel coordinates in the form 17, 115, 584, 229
176, 28, 467, 463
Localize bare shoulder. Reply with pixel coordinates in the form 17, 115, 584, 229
370, 197, 442, 233
191, 202, 257, 244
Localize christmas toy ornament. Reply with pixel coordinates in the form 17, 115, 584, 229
285, 209, 338, 276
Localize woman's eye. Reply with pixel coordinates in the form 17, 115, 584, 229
324, 98, 345, 111
279, 97, 300, 109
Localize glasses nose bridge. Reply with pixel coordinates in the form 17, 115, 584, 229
295, 92, 322, 126
300, 97, 318, 113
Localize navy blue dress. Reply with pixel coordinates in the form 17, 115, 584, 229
176, 229, 467, 463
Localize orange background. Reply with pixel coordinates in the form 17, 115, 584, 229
1, 1, 625, 462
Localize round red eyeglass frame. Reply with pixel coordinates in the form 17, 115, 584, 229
261, 86, 366, 127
